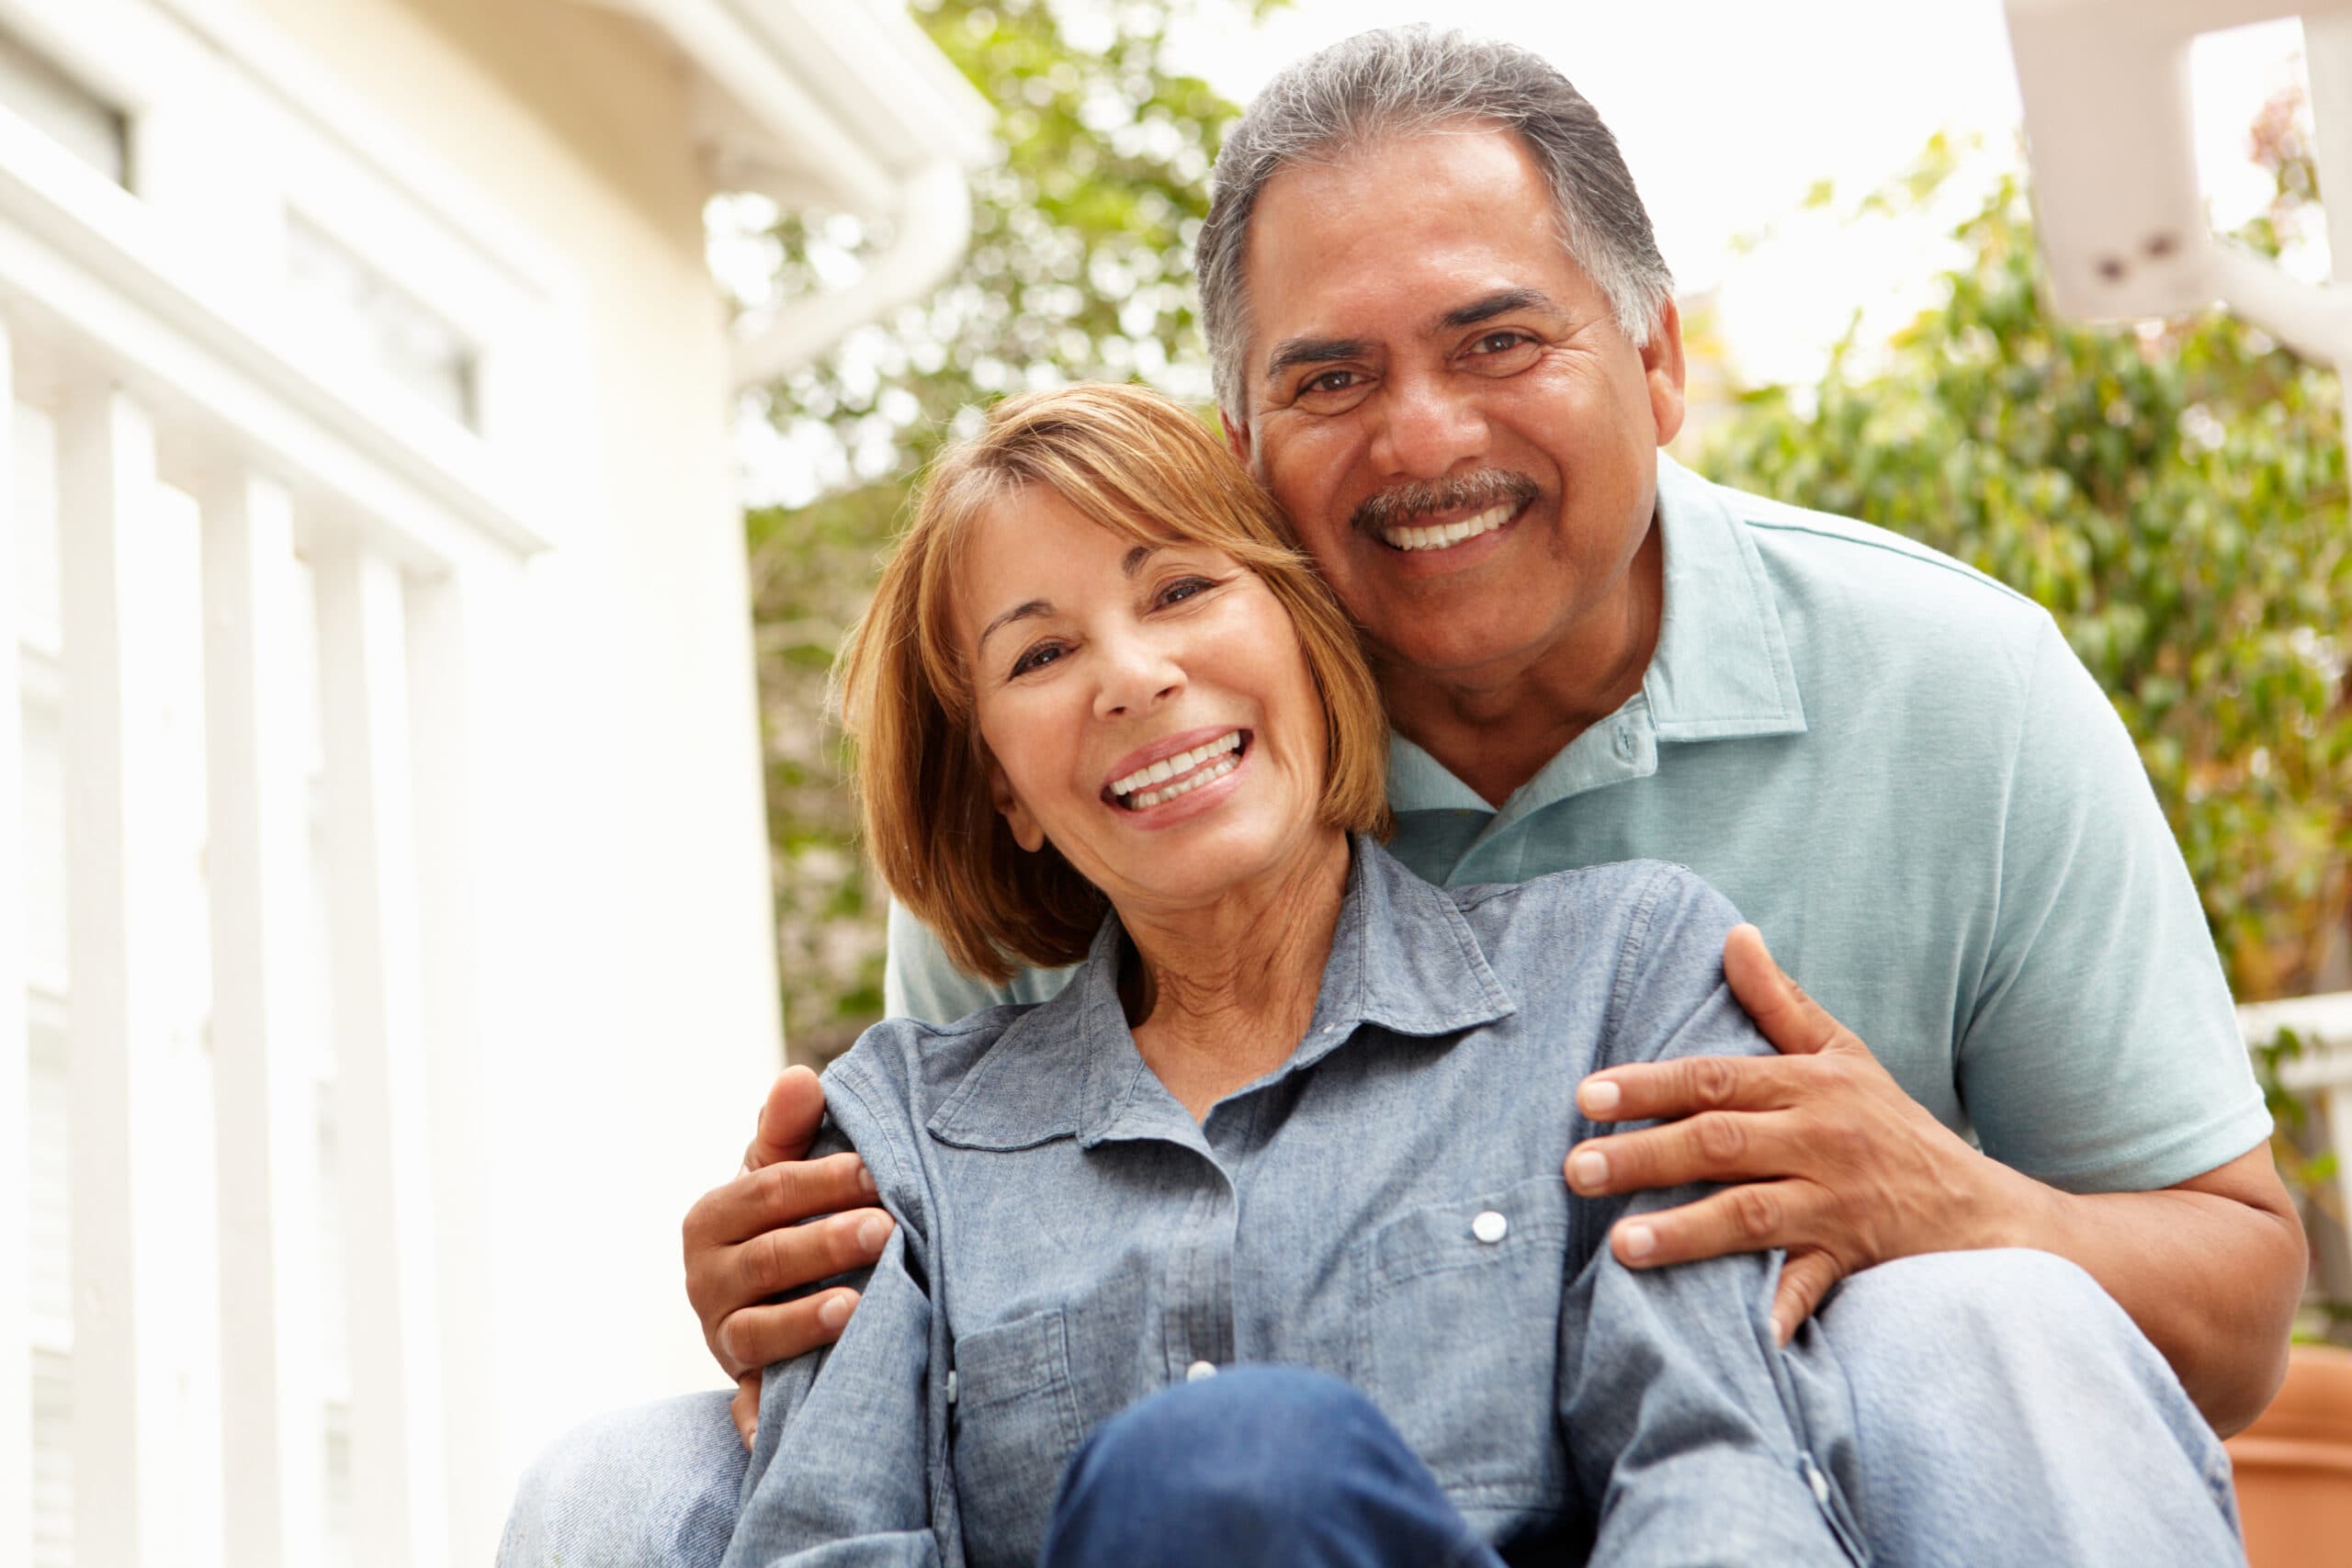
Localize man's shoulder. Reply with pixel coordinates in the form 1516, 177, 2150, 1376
1690, 471, 2064, 699
1711, 479, 2035, 618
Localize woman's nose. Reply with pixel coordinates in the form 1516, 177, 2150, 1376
1092, 632, 1184, 719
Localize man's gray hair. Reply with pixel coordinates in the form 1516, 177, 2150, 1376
1196, 27, 1674, 426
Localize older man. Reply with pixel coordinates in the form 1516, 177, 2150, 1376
505, 25, 2293, 1568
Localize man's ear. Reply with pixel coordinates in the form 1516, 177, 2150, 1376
1641, 297, 1688, 449
988, 756, 1045, 853
1220, 410, 1253, 467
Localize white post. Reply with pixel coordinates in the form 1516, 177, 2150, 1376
200, 468, 324, 1568
2303, 12, 2352, 459
403, 562, 506, 1562
311, 534, 448, 1568
54, 373, 174, 1568
0, 319, 30, 1568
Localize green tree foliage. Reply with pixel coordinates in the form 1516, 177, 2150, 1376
750, 0, 1281, 1056
1702, 108, 2352, 1007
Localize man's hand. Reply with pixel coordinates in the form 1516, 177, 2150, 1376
683, 1066, 896, 1447
1566, 924, 2008, 1343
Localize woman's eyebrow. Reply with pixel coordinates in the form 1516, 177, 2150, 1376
978, 599, 1052, 651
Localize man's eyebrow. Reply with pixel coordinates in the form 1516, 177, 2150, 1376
978, 599, 1052, 650
1264, 336, 1373, 384
1435, 288, 1561, 332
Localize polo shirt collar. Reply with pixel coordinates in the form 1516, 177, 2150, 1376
923, 836, 1515, 1153
1385, 453, 1806, 816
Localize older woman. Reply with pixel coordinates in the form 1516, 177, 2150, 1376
702, 384, 2237, 1568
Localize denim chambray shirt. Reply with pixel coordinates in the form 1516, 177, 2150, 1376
725, 840, 1863, 1568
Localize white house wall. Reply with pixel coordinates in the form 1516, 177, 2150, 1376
232, 0, 790, 1461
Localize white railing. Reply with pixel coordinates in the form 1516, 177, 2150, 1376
1, 73, 541, 1568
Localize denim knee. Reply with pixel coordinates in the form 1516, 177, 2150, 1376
1070, 1365, 1391, 1513
1043, 1366, 1498, 1568
1833, 1248, 2124, 1350
499, 1391, 745, 1568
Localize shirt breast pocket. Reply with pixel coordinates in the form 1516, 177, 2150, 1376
950, 1304, 1087, 1568
1352, 1174, 1575, 1512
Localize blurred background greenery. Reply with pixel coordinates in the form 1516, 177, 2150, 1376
744, 0, 2351, 1066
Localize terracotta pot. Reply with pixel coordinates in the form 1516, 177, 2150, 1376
2229, 1344, 2352, 1566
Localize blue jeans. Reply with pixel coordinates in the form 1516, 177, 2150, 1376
1040, 1365, 1501, 1567
500, 1251, 2246, 1566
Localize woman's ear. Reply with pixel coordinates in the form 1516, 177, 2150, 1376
988, 757, 1046, 852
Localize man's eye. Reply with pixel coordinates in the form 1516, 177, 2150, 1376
1011, 643, 1065, 677
1302, 370, 1360, 395
1473, 331, 1531, 355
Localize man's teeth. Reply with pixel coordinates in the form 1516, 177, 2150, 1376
1379, 501, 1515, 552
1111, 730, 1244, 804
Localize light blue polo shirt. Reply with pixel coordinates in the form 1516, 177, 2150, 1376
885, 456, 2270, 1194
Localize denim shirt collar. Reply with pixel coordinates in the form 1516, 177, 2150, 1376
924, 835, 1516, 1152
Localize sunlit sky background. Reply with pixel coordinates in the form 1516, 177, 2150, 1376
734, 3, 2316, 502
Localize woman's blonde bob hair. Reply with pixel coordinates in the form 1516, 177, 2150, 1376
837, 382, 1392, 985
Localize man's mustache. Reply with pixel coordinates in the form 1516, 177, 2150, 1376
1351, 469, 1541, 536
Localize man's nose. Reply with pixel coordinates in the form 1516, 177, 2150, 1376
1092, 630, 1184, 720
1372, 370, 1489, 479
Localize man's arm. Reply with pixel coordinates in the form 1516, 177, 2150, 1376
1566, 925, 2304, 1436
685, 903, 1035, 1446
683, 1066, 896, 1446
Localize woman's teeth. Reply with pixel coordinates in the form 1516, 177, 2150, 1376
1112, 730, 1243, 808
1380, 501, 1515, 552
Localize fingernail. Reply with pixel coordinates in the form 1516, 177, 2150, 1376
1568, 1150, 1609, 1190
857, 1163, 877, 1196
818, 1292, 852, 1330
718, 1321, 739, 1363
858, 1216, 888, 1254
1771, 1313, 1792, 1347
1621, 1224, 1656, 1260
1580, 1079, 1621, 1115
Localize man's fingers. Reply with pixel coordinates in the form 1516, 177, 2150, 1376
727, 1208, 893, 1314
731, 1373, 761, 1450
1771, 1250, 1848, 1346
717, 1287, 862, 1378
686, 1151, 876, 1251
742, 1066, 829, 1172
1577, 1051, 1794, 1124
1567, 1109, 1804, 1197
1722, 924, 1842, 1056
1605, 1179, 1822, 1269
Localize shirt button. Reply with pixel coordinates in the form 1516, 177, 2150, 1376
1806, 1459, 1831, 1506
1186, 1359, 1217, 1382
1614, 725, 1636, 761
1471, 1210, 1509, 1244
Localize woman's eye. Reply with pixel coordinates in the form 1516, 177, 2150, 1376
1158, 575, 1216, 607
1010, 643, 1064, 677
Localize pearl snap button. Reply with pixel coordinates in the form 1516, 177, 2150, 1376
1806, 1461, 1831, 1506
1186, 1359, 1217, 1382
1471, 1210, 1509, 1244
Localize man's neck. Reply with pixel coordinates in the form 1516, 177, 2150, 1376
1380, 524, 1665, 808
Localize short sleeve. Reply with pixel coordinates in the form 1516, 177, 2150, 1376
1959, 617, 2269, 1192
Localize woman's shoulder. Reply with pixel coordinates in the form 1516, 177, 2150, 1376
1442, 857, 1745, 980
830, 1003, 1035, 1104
